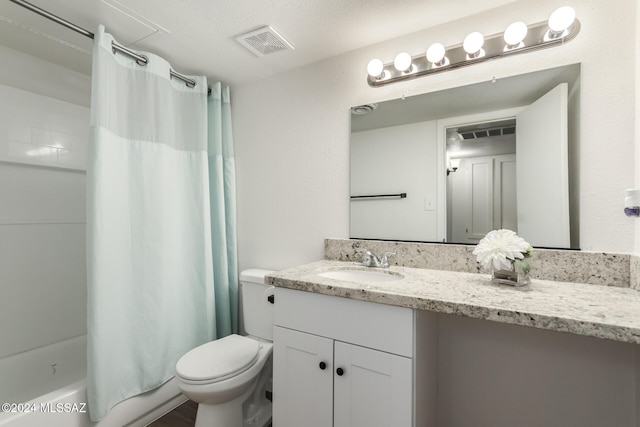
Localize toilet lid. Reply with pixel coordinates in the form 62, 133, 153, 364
176, 334, 260, 382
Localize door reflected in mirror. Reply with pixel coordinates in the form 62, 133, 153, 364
446, 118, 517, 244
350, 64, 580, 249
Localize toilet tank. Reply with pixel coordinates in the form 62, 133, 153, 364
240, 269, 275, 341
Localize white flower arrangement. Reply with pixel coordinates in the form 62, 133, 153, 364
472, 229, 533, 272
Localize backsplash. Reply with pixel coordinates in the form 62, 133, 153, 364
325, 238, 632, 288
631, 255, 640, 290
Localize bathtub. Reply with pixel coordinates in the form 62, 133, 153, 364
0, 335, 186, 427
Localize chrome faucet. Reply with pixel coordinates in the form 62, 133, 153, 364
355, 248, 396, 268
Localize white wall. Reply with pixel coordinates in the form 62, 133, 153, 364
437, 314, 636, 426
350, 121, 438, 242
233, 0, 637, 271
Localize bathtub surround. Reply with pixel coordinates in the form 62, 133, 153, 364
87, 26, 214, 421
325, 238, 632, 287
0, 61, 89, 405
0, 377, 187, 427
0, 45, 199, 425
0, 84, 88, 169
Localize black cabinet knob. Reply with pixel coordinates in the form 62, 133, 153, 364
319, 361, 327, 370
336, 367, 345, 376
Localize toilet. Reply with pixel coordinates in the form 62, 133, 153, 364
175, 269, 275, 427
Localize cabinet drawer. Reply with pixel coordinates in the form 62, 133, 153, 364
274, 288, 413, 357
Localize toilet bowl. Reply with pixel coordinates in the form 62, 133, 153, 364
175, 269, 274, 427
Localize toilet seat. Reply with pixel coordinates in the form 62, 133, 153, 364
176, 334, 260, 385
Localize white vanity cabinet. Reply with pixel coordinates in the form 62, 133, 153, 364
333, 340, 413, 426
272, 287, 436, 427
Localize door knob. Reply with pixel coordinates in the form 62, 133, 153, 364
319, 361, 327, 370
336, 367, 345, 376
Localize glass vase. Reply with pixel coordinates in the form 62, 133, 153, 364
491, 261, 530, 287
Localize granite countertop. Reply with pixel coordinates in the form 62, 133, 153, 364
266, 260, 640, 345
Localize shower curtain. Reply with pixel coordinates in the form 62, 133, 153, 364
87, 25, 224, 421
208, 82, 239, 337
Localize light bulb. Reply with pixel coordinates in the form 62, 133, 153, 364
548, 6, 576, 33
426, 43, 447, 65
463, 32, 485, 58
367, 59, 384, 78
504, 21, 528, 48
394, 52, 413, 72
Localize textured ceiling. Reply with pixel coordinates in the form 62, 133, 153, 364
0, 0, 516, 85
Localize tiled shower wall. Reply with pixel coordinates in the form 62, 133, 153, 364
0, 84, 88, 170
0, 83, 88, 362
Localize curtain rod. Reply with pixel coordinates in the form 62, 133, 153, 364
9, 0, 208, 93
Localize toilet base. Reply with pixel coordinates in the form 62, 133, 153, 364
194, 385, 253, 427
193, 389, 272, 427
244, 401, 272, 427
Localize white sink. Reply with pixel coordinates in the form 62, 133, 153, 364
318, 269, 403, 283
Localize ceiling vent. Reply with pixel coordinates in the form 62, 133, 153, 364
458, 123, 516, 140
351, 104, 378, 115
458, 126, 516, 139
236, 26, 294, 57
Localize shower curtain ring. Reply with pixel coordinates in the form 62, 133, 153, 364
136, 55, 149, 66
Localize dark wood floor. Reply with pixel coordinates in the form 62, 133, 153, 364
147, 400, 198, 427
147, 400, 272, 427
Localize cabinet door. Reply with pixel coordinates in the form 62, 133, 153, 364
334, 341, 413, 427
273, 326, 334, 427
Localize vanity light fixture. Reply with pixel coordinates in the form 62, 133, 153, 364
367, 58, 385, 80
546, 6, 576, 40
394, 52, 413, 72
426, 43, 449, 67
463, 32, 485, 59
366, 6, 580, 87
503, 21, 528, 50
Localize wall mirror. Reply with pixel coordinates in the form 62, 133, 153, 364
350, 63, 581, 249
